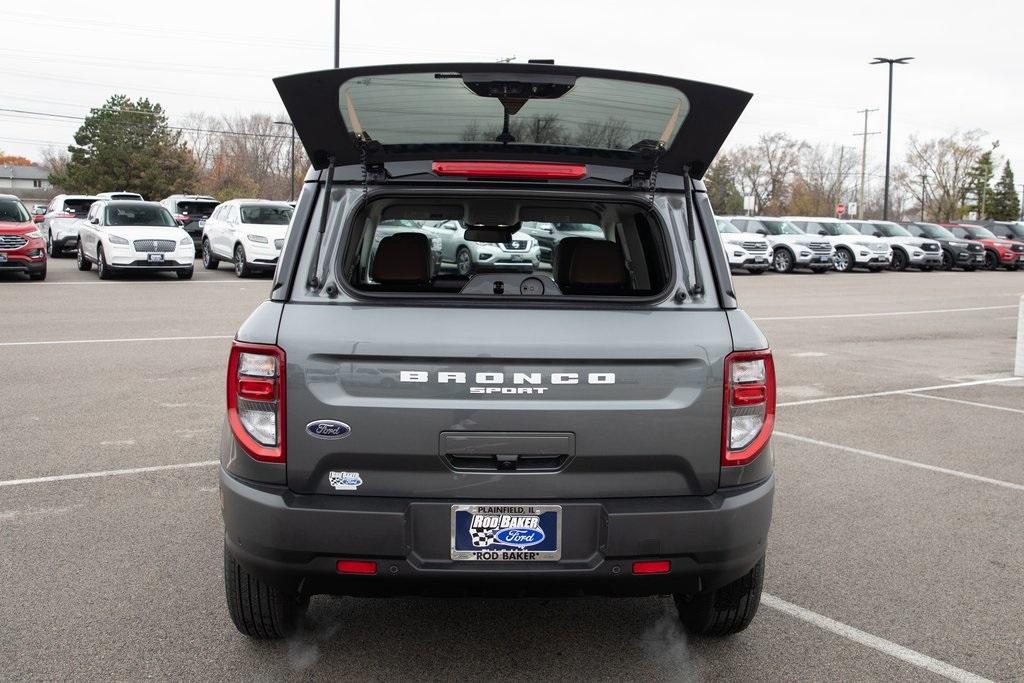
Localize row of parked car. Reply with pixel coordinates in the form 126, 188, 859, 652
0, 192, 293, 281
716, 215, 1024, 274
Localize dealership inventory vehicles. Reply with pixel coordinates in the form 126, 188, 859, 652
76, 200, 195, 279
0, 195, 46, 280
159, 194, 220, 255
220, 63, 774, 640
847, 219, 942, 271
715, 218, 770, 273
724, 216, 832, 273
947, 224, 1024, 270
201, 199, 294, 277
903, 222, 984, 270
40, 194, 99, 257
785, 217, 891, 272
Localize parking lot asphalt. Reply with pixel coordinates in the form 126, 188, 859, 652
2, 259, 1023, 681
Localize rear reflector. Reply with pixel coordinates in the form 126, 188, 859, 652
337, 560, 377, 575
431, 161, 587, 180
632, 560, 671, 575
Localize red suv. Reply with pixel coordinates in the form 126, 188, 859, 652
946, 224, 1024, 271
0, 195, 47, 280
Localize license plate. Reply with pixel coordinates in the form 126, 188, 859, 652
0, 253, 7, 262
1018, 255, 1024, 262
148, 253, 164, 262
451, 504, 561, 561
199, 220, 206, 227
818, 255, 830, 263
975, 255, 985, 262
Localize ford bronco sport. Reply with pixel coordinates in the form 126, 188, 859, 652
220, 63, 775, 639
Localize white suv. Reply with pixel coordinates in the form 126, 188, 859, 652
785, 217, 892, 273
847, 220, 942, 271
724, 216, 833, 273
715, 218, 770, 274
201, 199, 294, 277
76, 200, 194, 279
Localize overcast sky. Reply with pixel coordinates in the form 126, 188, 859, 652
4, 0, 1022, 197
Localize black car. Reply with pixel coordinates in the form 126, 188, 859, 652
903, 222, 985, 270
159, 195, 220, 255
983, 221, 1024, 242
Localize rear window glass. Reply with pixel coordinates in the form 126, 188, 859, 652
63, 199, 96, 215
177, 201, 219, 216
344, 200, 671, 299
339, 72, 688, 152
105, 204, 176, 227
0, 199, 30, 222
240, 204, 293, 225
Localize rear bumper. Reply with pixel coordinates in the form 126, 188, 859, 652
220, 467, 774, 597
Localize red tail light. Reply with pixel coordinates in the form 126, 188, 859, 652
722, 349, 775, 467
431, 161, 587, 180
227, 341, 285, 463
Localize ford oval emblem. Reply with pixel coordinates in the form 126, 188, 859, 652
492, 527, 545, 549
306, 420, 351, 439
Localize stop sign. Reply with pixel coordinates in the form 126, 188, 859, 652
836, 203, 846, 216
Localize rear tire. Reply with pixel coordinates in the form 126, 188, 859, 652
891, 249, 908, 271
941, 250, 954, 270
29, 266, 46, 281
224, 545, 306, 639
47, 232, 61, 258
984, 251, 999, 270
177, 268, 194, 280
202, 239, 219, 270
675, 556, 764, 637
77, 245, 91, 271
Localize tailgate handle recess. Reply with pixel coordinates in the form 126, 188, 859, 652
440, 432, 574, 473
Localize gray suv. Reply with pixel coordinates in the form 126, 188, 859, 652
220, 63, 775, 639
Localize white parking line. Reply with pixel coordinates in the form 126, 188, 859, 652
0, 334, 234, 347
22, 280, 254, 286
761, 594, 993, 683
775, 432, 1024, 492
905, 392, 1024, 415
0, 461, 218, 488
779, 377, 1022, 407
753, 304, 1016, 321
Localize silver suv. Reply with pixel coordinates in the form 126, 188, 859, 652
220, 63, 775, 640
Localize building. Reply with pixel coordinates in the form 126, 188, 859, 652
0, 165, 53, 204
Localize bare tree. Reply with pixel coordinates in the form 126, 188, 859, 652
789, 144, 859, 216
731, 133, 806, 214
902, 129, 986, 222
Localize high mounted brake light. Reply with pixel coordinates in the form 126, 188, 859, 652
722, 349, 775, 467
227, 341, 285, 463
431, 161, 587, 180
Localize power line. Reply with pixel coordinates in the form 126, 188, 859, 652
0, 107, 292, 141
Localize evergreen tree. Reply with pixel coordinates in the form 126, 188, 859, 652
964, 150, 994, 218
704, 155, 745, 215
50, 94, 197, 198
988, 162, 1020, 221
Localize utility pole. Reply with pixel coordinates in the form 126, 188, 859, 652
333, 0, 340, 68
853, 108, 879, 218
871, 57, 914, 220
919, 174, 928, 221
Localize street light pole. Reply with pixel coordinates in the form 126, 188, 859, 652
871, 57, 913, 221
274, 121, 296, 201
333, 0, 340, 68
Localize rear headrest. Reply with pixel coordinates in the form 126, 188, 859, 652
552, 236, 592, 285
568, 240, 628, 286
372, 233, 431, 284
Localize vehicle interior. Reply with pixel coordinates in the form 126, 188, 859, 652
342, 198, 672, 298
